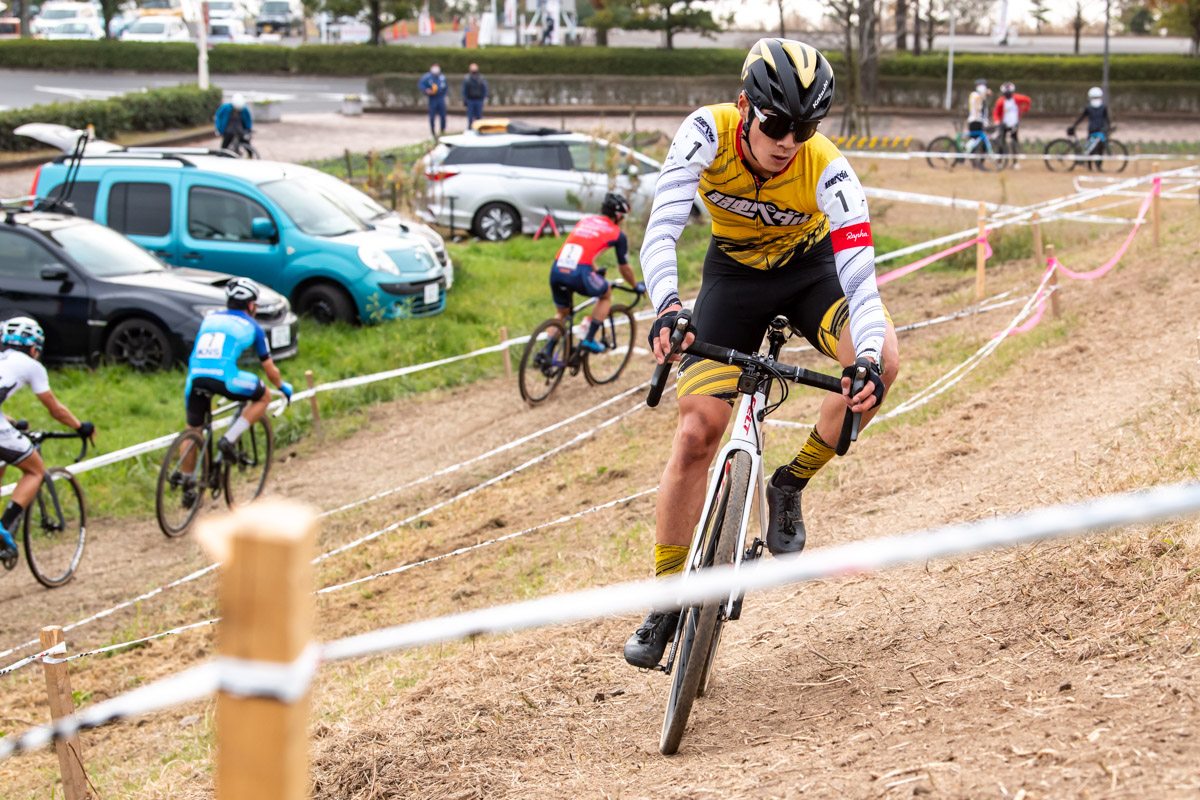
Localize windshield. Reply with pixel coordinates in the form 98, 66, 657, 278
41, 9, 78, 18
210, 23, 231, 34
310, 173, 389, 222
45, 223, 165, 277
56, 22, 86, 31
127, 19, 164, 32
209, 1, 234, 8
262, 1, 290, 12
259, 178, 366, 237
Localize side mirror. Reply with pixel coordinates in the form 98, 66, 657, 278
41, 266, 70, 282
251, 217, 278, 241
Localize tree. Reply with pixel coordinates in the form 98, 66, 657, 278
1072, 0, 1086, 54
912, 0, 921, 53
1121, 5, 1154, 32
326, 0, 419, 44
896, 0, 908, 49
823, 0, 882, 135
630, 0, 723, 50
777, 0, 788, 36
98, 0, 122, 37
583, 0, 637, 46
1159, 0, 1200, 53
1029, 0, 1051, 32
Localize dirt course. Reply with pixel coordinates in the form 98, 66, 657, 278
2, 157, 1199, 799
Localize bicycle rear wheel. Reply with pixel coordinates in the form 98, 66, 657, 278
660, 450, 750, 755
518, 319, 569, 405
583, 305, 635, 386
925, 136, 960, 170
1099, 139, 1129, 173
224, 416, 274, 507
156, 430, 206, 538
23, 468, 86, 588
1043, 139, 1078, 172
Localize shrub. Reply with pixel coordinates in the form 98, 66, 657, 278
0, 84, 222, 151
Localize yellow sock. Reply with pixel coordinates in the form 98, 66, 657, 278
654, 543, 690, 577
781, 429, 836, 488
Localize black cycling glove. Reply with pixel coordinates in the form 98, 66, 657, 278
842, 357, 886, 410
77, 421, 95, 438
647, 311, 694, 352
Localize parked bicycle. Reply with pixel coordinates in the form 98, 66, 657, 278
645, 312, 865, 755
1042, 128, 1128, 173
224, 131, 259, 159
517, 282, 642, 405
155, 398, 275, 537
1, 422, 89, 588
926, 123, 1010, 171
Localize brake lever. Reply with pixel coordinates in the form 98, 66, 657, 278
835, 365, 866, 456
647, 313, 691, 408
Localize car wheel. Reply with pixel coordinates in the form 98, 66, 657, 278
105, 318, 172, 371
296, 283, 356, 324
473, 202, 519, 242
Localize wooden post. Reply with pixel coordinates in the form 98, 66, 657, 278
342, 148, 353, 180
304, 370, 320, 438
1046, 244, 1061, 318
976, 201, 987, 300
200, 501, 317, 800
1152, 161, 1162, 248
39, 626, 90, 800
499, 326, 512, 378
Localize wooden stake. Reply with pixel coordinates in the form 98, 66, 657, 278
1152, 161, 1162, 248
305, 370, 320, 439
201, 501, 316, 800
499, 326, 511, 378
976, 202, 987, 300
1046, 244, 1061, 318
39, 626, 90, 800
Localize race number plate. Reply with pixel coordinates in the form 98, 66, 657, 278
424, 283, 440, 305
271, 325, 291, 349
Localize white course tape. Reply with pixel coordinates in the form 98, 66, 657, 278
219, 643, 320, 704
865, 186, 1018, 213
0, 641, 65, 677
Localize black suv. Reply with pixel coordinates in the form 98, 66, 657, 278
0, 209, 298, 370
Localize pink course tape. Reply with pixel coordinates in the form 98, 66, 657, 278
877, 231, 993, 286
997, 179, 1160, 338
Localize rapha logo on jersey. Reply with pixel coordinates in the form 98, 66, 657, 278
692, 116, 715, 144
703, 190, 810, 226
823, 170, 849, 189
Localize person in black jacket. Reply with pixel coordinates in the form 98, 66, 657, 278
462, 63, 488, 131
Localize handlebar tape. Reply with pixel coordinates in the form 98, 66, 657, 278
646, 312, 693, 408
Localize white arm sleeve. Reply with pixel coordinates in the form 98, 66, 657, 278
816, 157, 887, 363
640, 107, 718, 314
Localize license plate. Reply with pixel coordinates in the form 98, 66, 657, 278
424, 283, 440, 305
271, 325, 291, 349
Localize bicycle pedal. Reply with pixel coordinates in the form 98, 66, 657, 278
744, 537, 766, 561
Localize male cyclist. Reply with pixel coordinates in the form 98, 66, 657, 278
184, 279, 291, 485
966, 78, 992, 158
625, 38, 899, 668
538, 192, 643, 361
992, 81, 1031, 167
0, 318, 95, 568
1068, 86, 1111, 143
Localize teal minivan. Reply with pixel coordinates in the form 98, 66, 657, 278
33, 153, 452, 324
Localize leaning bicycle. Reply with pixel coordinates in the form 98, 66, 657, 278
926, 123, 1010, 171
155, 399, 274, 537
1043, 128, 1128, 173
517, 282, 642, 405
645, 312, 865, 755
1, 422, 90, 588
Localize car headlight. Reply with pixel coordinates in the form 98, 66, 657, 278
358, 245, 399, 275
193, 304, 224, 317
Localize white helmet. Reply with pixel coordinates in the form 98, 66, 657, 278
225, 277, 260, 306
1088, 86, 1104, 100
1, 316, 45, 349
231, 93, 246, 110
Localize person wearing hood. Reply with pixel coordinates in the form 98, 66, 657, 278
215, 93, 252, 152
419, 63, 449, 138
462, 63, 488, 131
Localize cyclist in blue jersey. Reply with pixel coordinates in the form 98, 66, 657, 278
184, 279, 292, 475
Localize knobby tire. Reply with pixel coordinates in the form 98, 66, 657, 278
925, 136, 960, 170
1043, 139, 1078, 172
23, 467, 86, 589
660, 450, 751, 755
518, 318, 569, 405
582, 305, 635, 386
156, 429, 206, 538
223, 416, 273, 508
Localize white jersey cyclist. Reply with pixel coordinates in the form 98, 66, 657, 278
0, 348, 50, 465
640, 101, 886, 366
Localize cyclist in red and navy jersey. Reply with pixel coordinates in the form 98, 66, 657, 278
538, 192, 644, 362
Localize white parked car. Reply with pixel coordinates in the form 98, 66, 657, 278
31, 0, 96, 34
419, 122, 702, 242
208, 18, 256, 43
120, 15, 190, 40
43, 17, 104, 38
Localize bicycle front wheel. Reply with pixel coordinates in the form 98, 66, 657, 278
156, 429, 206, 538
925, 136, 960, 170
1043, 139, 1078, 172
1099, 139, 1129, 173
583, 305, 635, 386
660, 450, 750, 755
224, 416, 273, 508
518, 319, 569, 405
23, 467, 86, 589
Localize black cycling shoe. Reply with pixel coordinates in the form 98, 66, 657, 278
182, 487, 198, 510
217, 436, 239, 465
623, 609, 681, 668
765, 471, 807, 555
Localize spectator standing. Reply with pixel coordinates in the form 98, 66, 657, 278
966, 78, 990, 144
215, 93, 253, 151
418, 64, 448, 138
462, 63, 489, 131
992, 81, 1031, 167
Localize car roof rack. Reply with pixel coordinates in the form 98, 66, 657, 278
122, 146, 238, 158
55, 151, 197, 166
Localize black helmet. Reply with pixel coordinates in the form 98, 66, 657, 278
741, 38, 835, 123
601, 192, 629, 220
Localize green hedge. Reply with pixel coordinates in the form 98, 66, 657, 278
1, 39, 1198, 83
0, 84, 221, 151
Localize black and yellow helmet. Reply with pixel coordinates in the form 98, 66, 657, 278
741, 38, 835, 122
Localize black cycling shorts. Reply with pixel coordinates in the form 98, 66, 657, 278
186, 375, 265, 428
550, 264, 608, 309
677, 235, 890, 404
0, 426, 34, 467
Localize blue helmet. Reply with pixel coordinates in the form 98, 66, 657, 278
1, 316, 45, 348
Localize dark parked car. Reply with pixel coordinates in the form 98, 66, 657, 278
0, 210, 298, 370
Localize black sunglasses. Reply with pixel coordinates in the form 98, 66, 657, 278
751, 104, 820, 143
